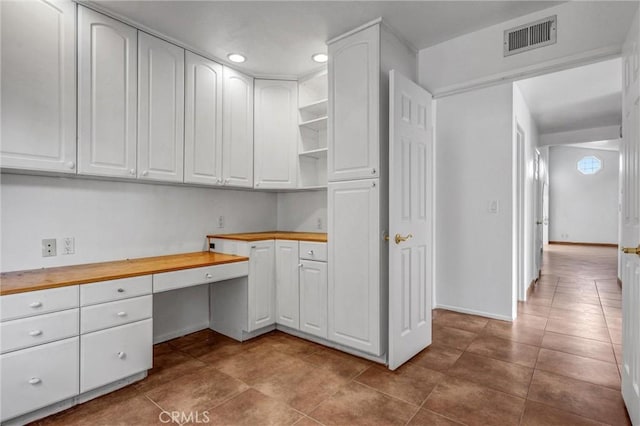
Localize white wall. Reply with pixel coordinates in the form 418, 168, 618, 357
548, 146, 619, 244
276, 190, 327, 232
435, 83, 514, 320
513, 83, 540, 297
418, 2, 637, 95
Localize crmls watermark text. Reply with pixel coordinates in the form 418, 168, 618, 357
159, 411, 210, 424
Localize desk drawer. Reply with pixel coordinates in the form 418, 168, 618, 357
1, 286, 79, 322
80, 275, 152, 306
1, 337, 79, 422
1, 308, 79, 354
80, 319, 152, 393
81, 295, 152, 334
299, 242, 327, 262
153, 262, 248, 293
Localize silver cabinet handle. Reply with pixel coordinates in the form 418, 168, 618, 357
29, 301, 42, 308
129, 169, 136, 175
28, 377, 41, 385
29, 330, 43, 336
141, 170, 148, 177
117, 288, 125, 293
117, 351, 126, 359
298, 263, 304, 268
224, 178, 230, 184
117, 312, 127, 317
67, 161, 75, 169
307, 250, 314, 256
205, 273, 213, 279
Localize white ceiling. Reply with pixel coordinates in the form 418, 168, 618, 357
516, 58, 622, 135
89, 0, 564, 77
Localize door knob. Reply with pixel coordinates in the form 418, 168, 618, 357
394, 233, 413, 244
621, 245, 640, 255
536, 221, 543, 225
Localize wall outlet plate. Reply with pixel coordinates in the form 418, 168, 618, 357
63, 237, 75, 255
42, 239, 57, 257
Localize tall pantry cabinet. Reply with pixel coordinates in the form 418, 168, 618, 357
327, 20, 416, 357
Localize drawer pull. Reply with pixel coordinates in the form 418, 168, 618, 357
205, 273, 213, 279
117, 351, 126, 359
29, 301, 42, 308
28, 377, 41, 385
117, 288, 125, 293
29, 330, 43, 337
117, 311, 127, 317
307, 250, 314, 256
298, 263, 304, 268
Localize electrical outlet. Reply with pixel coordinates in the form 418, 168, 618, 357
42, 239, 57, 257
63, 237, 75, 255
218, 215, 225, 228
316, 218, 322, 230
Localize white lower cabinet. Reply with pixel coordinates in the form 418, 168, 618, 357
80, 319, 152, 393
275, 240, 300, 329
248, 241, 276, 331
1, 337, 79, 422
299, 260, 328, 338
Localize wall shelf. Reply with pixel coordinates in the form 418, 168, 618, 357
299, 147, 328, 159
299, 99, 328, 118
299, 116, 328, 131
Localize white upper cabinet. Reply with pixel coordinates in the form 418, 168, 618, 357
137, 32, 185, 182
254, 80, 298, 189
222, 67, 254, 188
78, 6, 138, 178
1, 0, 76, 173
184, 52, 223, 185
328, 24, 380, 182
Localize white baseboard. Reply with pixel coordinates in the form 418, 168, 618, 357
435, 304, 514, 322
153, 321, 210, 344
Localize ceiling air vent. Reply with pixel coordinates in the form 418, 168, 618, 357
504, 15, 557, 57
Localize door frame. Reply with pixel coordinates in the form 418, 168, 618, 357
515, 124, 526, 304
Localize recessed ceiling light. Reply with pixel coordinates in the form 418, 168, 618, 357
312, 53, 328, 63
227, 53, 246, 63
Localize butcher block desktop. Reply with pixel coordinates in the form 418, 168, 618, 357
208, 231, 327, 242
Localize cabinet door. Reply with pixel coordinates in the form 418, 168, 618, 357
222, 67, 254, 188
328, 24, 380, 182
78, 6, 137, 178
275, 240, 299, 329
137, 32, 184, 182
328, 179, 381, 355
248, 241, 275, 332
1, 0, 76, 174
254, 80, 298, 189
184, 51, 223, 185
300, 260, 328, 339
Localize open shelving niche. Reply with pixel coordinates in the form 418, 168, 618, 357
298, 69, 327, 189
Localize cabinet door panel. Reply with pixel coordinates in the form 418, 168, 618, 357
275, 240, 299, 329
223, 67, 254, 188
78, 6, 137, 177
328, 25, 379, 182
248, 241, 275, 331
184, 52, 223, 185
300, 260, 327, 338
254, 80, 298, 189
138, 32, 184, 182
328, 179, 380, 354
1, 0, 76, 173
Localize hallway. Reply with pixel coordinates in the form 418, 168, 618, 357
32, 245, 631, 425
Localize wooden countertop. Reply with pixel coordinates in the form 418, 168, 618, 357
0, 252, 248, 296
208, 231, 327, 243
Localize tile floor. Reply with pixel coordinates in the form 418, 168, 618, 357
34, 244, 631, 425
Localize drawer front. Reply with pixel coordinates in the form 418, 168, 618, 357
153, 262, 248, 293
299, 242, 327, 262
1, 286, 79, 322
81, 295, 152, 334
80, 275, 152, 306
80, 319, 152, 393
1, 337, 79, 422
1, 309, 79, 354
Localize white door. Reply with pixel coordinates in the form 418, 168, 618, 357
222, 67, 254, 188
254, 80, 298, 189
184, 52, 223, 185
78, 6, 137, 178
248, 241, 276, 332
534, 150, 544, 278
327, 24, 380, 182
1, 0, 76, 174
621, 10, 640, 425
388, 70, 433, 370
300, 260, 328, 339
275, 240, 299, 329
328, 179, 381, 355
137, 32, 184, 182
